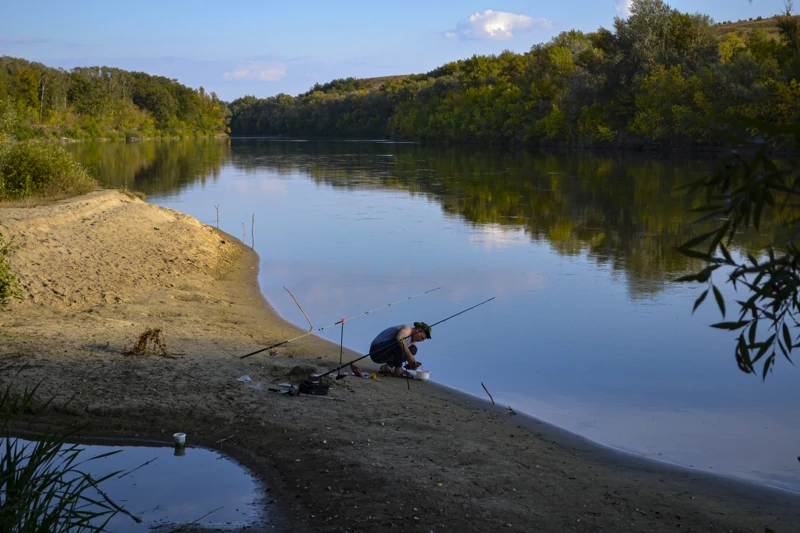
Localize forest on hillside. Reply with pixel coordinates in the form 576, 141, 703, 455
1, 0, 797, 148
229, 0, 800, 148
0, 58, 230, 141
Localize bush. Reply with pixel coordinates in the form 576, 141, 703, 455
0, 223, 19, 307
0, 142, 96, 201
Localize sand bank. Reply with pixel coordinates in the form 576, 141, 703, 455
1, 190, 798, 532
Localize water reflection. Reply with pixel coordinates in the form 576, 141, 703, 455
70, 138, 230, 196
67, 139, 799, 493
70, 139, 778, 299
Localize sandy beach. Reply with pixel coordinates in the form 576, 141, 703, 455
1, 190, 798, 533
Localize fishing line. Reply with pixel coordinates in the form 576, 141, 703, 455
311, 296, 496, 380
239, 286, 442, 359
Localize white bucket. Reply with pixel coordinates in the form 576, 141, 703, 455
173, 432, 186, 446
415, 370, 430, 381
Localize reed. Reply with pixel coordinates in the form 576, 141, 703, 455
0, 382, 122, 532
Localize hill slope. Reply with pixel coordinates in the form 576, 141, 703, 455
715, 15, 785, 39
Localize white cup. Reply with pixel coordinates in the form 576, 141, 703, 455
173, 432, 186, 446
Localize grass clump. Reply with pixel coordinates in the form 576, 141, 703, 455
0, 222, 19, 308
0, 142, 96, 201
0, 382, 126, 532
124, 328, 167, 357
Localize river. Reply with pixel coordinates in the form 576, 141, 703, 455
67, 137, 800, 494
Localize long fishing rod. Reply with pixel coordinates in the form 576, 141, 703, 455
239, 287, 442, 359
312, 296, 496, 380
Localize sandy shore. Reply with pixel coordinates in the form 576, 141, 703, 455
1, 190, 798, 533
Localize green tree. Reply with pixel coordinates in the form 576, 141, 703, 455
776, 1, 800, 57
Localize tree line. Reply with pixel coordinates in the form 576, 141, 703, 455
0, 58, 230, 141
229, 0, 800, 148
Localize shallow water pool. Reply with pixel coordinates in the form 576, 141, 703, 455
4, 438, 268, 532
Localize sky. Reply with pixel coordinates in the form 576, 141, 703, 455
0, 0, 790, 102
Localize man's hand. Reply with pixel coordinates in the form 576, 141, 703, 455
405, 361, 422, 370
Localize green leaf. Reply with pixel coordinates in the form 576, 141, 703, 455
678, 249, 714, 262
711, 321, 749, 330
677, 230, 718, 251
693, 290, 708, 314
782, 323, 792, 357
748, 321, 758, 345
712, 285, 726, 318
762, 353, 775, 380
719, 242, 734, 264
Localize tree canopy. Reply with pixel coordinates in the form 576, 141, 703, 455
229, 0, 800, 148
0, 58, 230, 141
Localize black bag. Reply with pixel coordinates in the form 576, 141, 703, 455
299, 380, 330, 396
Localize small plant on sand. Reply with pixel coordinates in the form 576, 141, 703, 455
0, 382, 126, 532
119, 188, 145, 201
0, 142, 96, 201
0, 222, 19, 308
124, 328, 167, 357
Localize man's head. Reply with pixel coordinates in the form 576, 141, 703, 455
413, 321, 432, 340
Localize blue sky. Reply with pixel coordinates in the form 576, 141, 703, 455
0, 0, 789, 101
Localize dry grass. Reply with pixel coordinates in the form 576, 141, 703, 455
124, 328, 167, 357
715, 15, 784, 39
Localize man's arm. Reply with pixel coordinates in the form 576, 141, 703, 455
396, 325, 419, 368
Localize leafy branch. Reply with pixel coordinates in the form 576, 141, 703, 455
676, 120, 800, 380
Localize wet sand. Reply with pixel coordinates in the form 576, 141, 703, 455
1, 190, 798, 532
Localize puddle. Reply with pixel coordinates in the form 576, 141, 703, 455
5, 438, 268, 532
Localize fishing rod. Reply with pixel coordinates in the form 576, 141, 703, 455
239, 287, 442, 359
311, 296, 496, 381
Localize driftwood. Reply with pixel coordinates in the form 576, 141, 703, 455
481, 382, 495, 405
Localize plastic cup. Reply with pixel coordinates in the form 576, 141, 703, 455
173, 432, 186, 447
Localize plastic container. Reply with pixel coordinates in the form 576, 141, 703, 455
173, 432, 186, 447
415, 370, 430, 381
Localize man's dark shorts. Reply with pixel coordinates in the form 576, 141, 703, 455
369, 340, 416, 368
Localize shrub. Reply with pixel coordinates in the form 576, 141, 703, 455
0, 142, 96, 201
0, 223, 19, 307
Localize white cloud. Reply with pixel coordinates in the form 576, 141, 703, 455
223, 61, 286, 82
453, 10, 552, 41
615, 0, 632, 17
444, 31, 457, 39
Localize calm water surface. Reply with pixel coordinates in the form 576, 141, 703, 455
6, 438, 265, 532
69, 139, 800, 493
